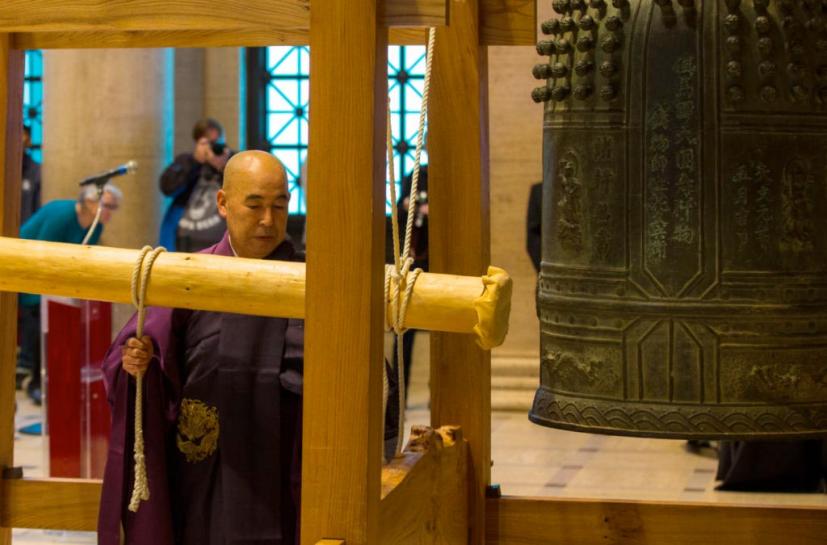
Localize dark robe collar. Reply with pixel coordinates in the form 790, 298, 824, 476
207, 231, 295, 261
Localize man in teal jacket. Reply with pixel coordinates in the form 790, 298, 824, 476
17, 184, 122, 404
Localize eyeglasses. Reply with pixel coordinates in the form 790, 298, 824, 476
100, 203, 119, 211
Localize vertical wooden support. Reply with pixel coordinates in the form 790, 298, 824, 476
429, 1, 491, 544
0, 35, 23, 545
302, 3, 387, 545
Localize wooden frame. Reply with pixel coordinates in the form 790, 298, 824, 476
2, 2, 826, 545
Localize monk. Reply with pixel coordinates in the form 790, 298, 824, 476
99, 151, 304, 545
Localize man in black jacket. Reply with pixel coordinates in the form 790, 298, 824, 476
159, 118, 232, 252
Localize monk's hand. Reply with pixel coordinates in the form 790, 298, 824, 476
121, 336, 154, 378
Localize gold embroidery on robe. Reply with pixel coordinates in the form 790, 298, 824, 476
176, 398, 219, 463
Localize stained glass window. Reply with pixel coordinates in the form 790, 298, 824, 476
23, 50, 43, 162
263, 45, 427, 214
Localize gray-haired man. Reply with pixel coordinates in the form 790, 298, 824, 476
16, 184, 123, 404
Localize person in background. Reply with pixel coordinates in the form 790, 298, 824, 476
16, 184, 122, 404
159, 118, 232, 252
526, 181, 542, 273
20, 124, 41, 225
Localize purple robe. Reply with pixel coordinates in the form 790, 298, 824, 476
99, 233, 303, 545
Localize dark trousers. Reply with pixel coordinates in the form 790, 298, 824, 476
17, 304, 41, 387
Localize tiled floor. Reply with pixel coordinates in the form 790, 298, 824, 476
11, 333, 826, 543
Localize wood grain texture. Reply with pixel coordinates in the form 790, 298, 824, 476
379, 427, 468, 545
0, 34, 23, 545
485, 496, 827, 545
301, 1, 387, 544
480, 0, 536, 45
12, 28, 430, 49
0, 237, 489, 335
429, 0, 492, 543
0, 0, 445, 33
7, 1, 537, 48
0, 479, 101, 531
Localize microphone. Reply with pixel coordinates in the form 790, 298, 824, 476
79, 160, 138, 186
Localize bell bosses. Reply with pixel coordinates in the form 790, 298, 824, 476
99, 151, 304, 545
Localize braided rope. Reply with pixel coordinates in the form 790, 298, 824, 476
127, 245, 166, 513
384, 27, 436, 459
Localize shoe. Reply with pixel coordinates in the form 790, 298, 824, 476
15, 368, 31, 390
27, 385, 42, 406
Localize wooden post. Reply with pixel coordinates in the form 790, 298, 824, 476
429, 1, 491, 544
302, 2, 387, 545
0, 34, 24, 545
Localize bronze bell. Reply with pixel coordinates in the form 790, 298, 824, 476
531, 0, 827, 439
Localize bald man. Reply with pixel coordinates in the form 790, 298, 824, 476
99, 151, 303, 545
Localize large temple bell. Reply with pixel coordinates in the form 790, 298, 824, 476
530, 0, 827, 439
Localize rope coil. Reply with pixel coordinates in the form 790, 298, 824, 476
127, 245, 166, 513
384, 27, 436, 459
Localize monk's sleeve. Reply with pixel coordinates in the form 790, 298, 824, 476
280, 318, 304, 395
98, 307, 184, 545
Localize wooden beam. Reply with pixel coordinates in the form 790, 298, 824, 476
0, 237, 511, 339
485, 496, 827, 545
0, 34, 23, 545
379, 427, 467, 544
7, 478, 827, 545
301, 0, 386, 544
429, 0, 491, 543
0, 0, 447, 34
11, 28, 430, 49
6, 2, 538, 48
480, 0, 536, 46
0, 479, 100, 531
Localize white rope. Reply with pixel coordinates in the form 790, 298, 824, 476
80, 188, 104, 246
384, 27, 436, 459
127, 245, 166, 513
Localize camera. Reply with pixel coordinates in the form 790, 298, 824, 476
211, 141, 227, 156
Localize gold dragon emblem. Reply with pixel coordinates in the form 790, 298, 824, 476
176, 398, 219, 463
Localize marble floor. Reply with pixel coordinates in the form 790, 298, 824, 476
11, 333, 827, 543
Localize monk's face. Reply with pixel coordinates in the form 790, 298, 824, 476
217, 151, 290, 259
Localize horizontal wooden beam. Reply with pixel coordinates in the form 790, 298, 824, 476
1, 427, 468, 534
0, 237, 510, 342
6, 0, 535, 48
0, 478, 100, 531
379, 427, 467, 544
7, 478, 827, 543
486, 496, 827, 545
11, 28, 429, 49
0, 0, 446, 33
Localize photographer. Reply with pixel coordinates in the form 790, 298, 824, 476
159, 118, 232, 252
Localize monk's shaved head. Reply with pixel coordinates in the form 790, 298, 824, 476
217, 150, 290, 259
223, 150, 287, 195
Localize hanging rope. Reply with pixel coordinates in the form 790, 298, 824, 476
127, 245, 166, 513
384, 27, 436, 459
80, 186, 105, 246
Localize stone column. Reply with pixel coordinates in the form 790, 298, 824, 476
42, 48, 174, 329
174, 48, 205, 154
205, 47, 246, 150
42, 48, 174, 250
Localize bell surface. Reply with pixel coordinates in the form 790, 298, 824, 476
531, 0, 827, 439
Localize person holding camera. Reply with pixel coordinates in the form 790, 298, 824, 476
159, 118, 232, 252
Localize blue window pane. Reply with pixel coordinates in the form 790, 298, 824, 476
23, 50, 43, 163
264, 45, 425, 215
